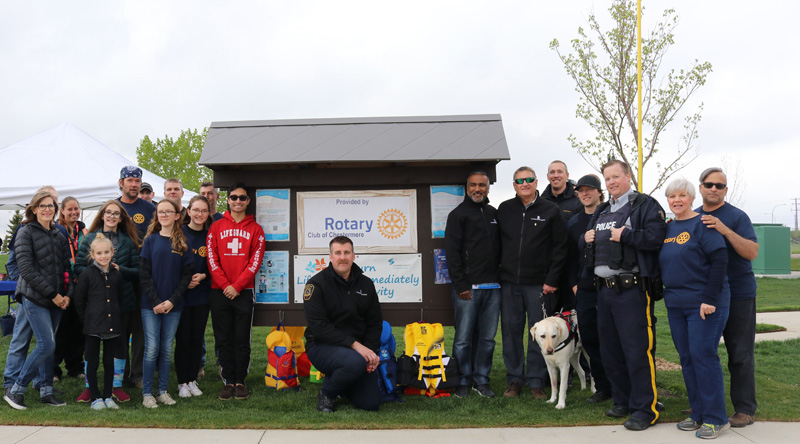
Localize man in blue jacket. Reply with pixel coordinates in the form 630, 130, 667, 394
445, 171, 501, 398
581, 160, 666, 431
496, 166, 568, 400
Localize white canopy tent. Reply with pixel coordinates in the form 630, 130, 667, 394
0, 123, 195, 210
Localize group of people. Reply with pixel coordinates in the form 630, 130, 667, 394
3, 166, 266, 411
445, 160, 758, 439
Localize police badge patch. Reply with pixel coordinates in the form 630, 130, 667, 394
303, 284, 315, 301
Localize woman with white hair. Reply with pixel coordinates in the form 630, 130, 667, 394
659, 177, 731, 439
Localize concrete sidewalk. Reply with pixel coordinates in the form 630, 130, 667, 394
2, 423, 799, 444
755, 311, 800, 342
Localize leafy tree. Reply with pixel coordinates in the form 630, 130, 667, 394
136, 128, 212, 194
550, 0, 712, 193
3, 210, 23, 253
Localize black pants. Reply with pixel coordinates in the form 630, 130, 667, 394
307, 342, 380, 411
576, 287, 611, 395
53, 304, 85, 377
175, 303, 210, 384
209, 289, 253, 385
724, 298, 757, 415
85, 335, 121, 401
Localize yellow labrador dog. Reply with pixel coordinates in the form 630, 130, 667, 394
531, 310, 594, 409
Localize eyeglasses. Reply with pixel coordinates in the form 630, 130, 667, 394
103, 211, 122, 218
190, 208, 209, 214
37, 204, 56, 210
157, 210, 176, 216
701, 182, 727, 190
514, 177, 536, 184
229, 194, 249, 201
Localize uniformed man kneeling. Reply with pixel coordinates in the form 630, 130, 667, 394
303, 236, 383, 412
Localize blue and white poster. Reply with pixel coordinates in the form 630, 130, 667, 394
256, 189, 290, 241
430, 185, 464, 238
255, 250, 289, 304
294, 254, 422, 303
433, 248, 451, 284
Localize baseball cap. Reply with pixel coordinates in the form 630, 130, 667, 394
575, 174, 602, 191
140, 182, 153, 192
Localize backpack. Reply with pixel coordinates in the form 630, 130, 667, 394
268, 324, 312, 376
376, 321, 402, 402
264, 327, 299, 390
396, 322, 459, 397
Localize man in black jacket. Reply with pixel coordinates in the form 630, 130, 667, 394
445, 171, 501, 398
304, 236, 382, 413
496, 166, 568, 399
541, 160, 583, 221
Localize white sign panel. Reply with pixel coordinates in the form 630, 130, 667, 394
256, 189, 290, 241
430, 185, 464, 238
294, 254, 422, 303
297, 190, 417, 254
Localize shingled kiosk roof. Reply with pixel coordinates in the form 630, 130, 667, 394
198, 114, 510, 166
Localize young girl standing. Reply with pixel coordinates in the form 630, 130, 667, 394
73, 234, 124, 410
139, 199, 193, 408
175, 196, 212, 398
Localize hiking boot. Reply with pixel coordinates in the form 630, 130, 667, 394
696, 422, 730, 439
142, 395, 158, 409
112, 388, 130, 402
234, 384, 249, 400
317, 392, 335, 413
157, 392, 176, 405
676, 418, 702, 431
586, 391, 611, 404
605, 405, 630, 418
503, 382, 522, 398
728, 412, 755, 428
530, 387, 546, 400
454, 385, 469, 398
76, 388, 91, 402
4, 391, 27, 410
40, 394, 66, 406
472, 384, 496, 398
219, 384, 235, 400
624, 416, 655, 431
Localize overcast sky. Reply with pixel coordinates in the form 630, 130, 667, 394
1, 0, 798, 229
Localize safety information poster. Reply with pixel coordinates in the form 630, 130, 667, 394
430, 185, 464, 238
256, 189, 290, 242
255, 250, 289, 303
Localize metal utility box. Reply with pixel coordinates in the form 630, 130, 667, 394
752, 223, 790, 274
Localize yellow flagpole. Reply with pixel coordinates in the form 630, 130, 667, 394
637, 0, 643, 191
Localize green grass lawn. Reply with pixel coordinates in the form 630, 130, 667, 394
1, 279, 799, 428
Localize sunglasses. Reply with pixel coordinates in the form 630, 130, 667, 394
514, 177, 536, 184
229, 194, 249, 201
701, 182, 727, 190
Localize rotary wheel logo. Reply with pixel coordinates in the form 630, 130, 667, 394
377, 208, 408, 239
676, 232, 690, 245
198, 246, 207, 258
132, 213, 145, 224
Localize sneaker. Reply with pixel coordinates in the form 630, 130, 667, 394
104, 398, 120, 410
454, 385, 469, 398
157, 392, 176, 405
91, 399, 106, 410
178, 383, 191, 398
40, 394, 67, 406
728, 412, 755, 428
503, 381, 522, 398
197, 368, 205, 380
188, 381, 203, 397
234, 384, 249, 400
472, 384, 496, 398
142, 395, 158, 409
677, 418, 701, 431
219, 384, 235, 400
4, 392, 27, 410
112, 388, 130, 402
76, 388, 91, 402
696, 423, 730, 439
586, 391, 611, 403
530, 387, 546, 400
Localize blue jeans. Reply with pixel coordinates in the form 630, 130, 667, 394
500, 283, 548, 388
141, 309, 181, 396
668, 306, 730, 426
451, 287, 500, 386
9, 300, 62, 396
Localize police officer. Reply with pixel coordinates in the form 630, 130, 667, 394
581, 160, 666, 431
566, 174, 611, 403
304, 236, 383, 413
445, 171, 501, 398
